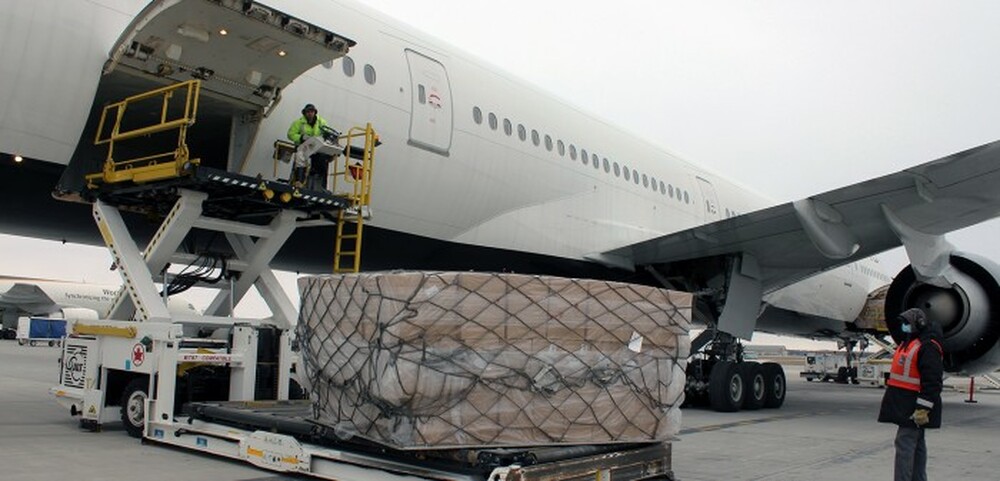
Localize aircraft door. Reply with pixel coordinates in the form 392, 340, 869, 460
696, 177, 721, 222
404, 49, 453, 155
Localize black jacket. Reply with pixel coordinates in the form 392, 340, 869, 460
878, 322, 945, 429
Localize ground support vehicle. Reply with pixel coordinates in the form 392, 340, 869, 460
17, 317, 67, 347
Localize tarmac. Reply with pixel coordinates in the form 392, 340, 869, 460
1, 341, 997, 481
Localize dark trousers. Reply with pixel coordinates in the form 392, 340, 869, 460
894, 425, 927, 481
308, 153, 333, 191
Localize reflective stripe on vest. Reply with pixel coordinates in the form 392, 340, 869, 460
886, 339, 943, 392
887, 340, 922, 391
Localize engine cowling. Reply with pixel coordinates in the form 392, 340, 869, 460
49, 307, 99, 323
885, 252, 1000, 375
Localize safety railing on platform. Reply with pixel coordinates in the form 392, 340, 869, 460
331, 123, 377, 273
87, 80, 201, 187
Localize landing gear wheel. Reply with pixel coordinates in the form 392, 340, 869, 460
836, 366, 849, 384
761, 362, 786, 409
741, 362, 766, 410
709, 361, 744, 412
120, 378, 148, 438
17, 339, 26, 346
29, 340, 37, 347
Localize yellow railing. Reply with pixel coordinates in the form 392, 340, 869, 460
87, 80, 202, 187
331, 123, 377, 273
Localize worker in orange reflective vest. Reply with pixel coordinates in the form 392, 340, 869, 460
878, 308, 944, 481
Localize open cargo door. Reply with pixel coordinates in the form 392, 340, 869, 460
58, 0, 355, 194
107, 0, 353, 111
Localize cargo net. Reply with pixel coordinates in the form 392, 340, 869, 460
297, 271, 691, 450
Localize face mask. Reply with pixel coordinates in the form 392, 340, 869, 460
901, 323, 912, 334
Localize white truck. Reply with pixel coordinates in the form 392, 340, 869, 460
857, 350, 893, 387
800, 353, 858, 384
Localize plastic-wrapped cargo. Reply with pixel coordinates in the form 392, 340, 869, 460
297, 271, 691, 450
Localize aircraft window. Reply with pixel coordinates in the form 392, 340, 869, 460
614, 162, 621, 177
518, 124, 527, 141
473, 107, 483, 125
668, 184, 674, 198
592, 154, 599, 169
545, 135, 553, 151
504, 118, 512, 136
581, 149, 589, 165
531, 129, 540, 146
570, 144, 577, 160
364, 64, 376, 84
642, 174, 649, 188
488, 112, 498, 130
650, 176, 657, 191
418, 85, 426, 104
659, 181, 665, 195
725, 208, 731, 218
684, 191, 690, 204
603, 158, 610, 173
624, 166, 631, 181
557, 140, 565, 156
342, 56, 356, 77
633, 170, 640, 185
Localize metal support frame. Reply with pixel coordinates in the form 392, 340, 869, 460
203, 210, 302, 318
107, 189, 207, 320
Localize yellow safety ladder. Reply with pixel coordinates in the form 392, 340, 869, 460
87, 80, 201, 187
331, 123, 377, 273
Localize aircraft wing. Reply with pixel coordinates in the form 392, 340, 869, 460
605, 139, 1000, 293
0, 283, 59, 313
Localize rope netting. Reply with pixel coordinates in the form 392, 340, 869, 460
297, 271, 691, 449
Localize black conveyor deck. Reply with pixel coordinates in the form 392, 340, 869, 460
80, 165, 349, 222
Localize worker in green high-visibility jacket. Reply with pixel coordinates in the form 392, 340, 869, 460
287, 103, 332, 189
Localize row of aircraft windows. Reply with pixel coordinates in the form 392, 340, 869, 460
471, 107, 692, 204
855, 263, 891, 283
323, 55, 377, 85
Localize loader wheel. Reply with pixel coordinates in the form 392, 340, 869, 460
120, 378, 148, 438
761, 362, 786, 409
709, 361, 744, 412
741, 362, 766, 410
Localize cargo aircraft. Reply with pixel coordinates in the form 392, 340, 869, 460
2, 0, 1000, 411
0, 276, 198, 338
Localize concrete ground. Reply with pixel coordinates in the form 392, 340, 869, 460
1, 341, 997, 481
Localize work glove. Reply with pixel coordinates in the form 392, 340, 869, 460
912, 408, 930, 427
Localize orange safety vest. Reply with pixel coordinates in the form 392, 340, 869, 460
886, 339, 942, 392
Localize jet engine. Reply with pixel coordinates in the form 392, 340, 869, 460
884, 252, 1000, 375
49, 307, 100, 323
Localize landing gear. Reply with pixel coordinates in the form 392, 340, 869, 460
760, 362, 786, 408
740, 362, 767, 411
708, 361, 744, 412
685, 331, 786, 412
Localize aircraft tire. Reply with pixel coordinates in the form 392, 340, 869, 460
709, 361, 744, 412
761, 362, 786, 409
741, 362, 767, 410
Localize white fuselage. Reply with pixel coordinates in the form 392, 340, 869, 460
0, 0, 888, 326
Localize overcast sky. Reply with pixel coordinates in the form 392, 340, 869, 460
4, 1, 1000, 350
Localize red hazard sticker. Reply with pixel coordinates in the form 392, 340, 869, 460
132, 343, 145, 367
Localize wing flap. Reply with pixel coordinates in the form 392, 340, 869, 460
607, 139, 1000, 292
